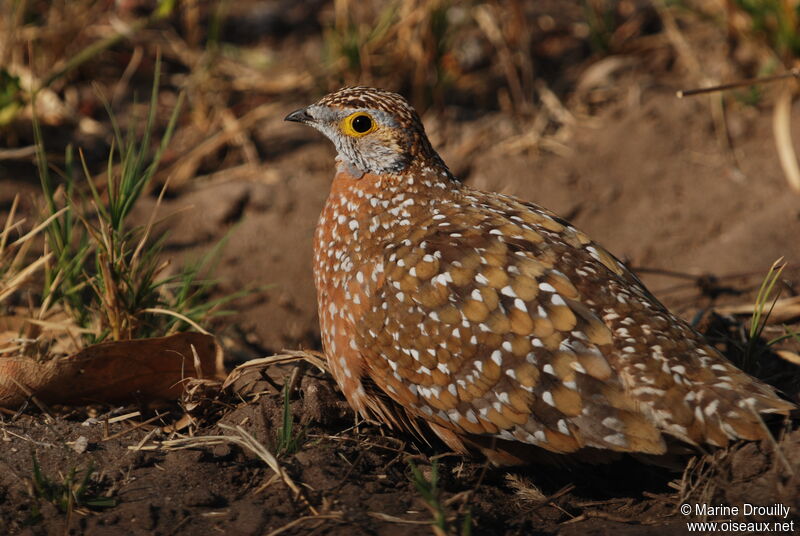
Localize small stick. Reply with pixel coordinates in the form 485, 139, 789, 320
107, 411, 142, 424
7, 377, 54, 421
677, 68, 800, 98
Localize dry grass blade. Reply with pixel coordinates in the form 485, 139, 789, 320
149, 423, 318, 515
222, 350, 329, 390
775, 349, 800, 365
714, 296, 800, 325
1, 194, 21, 253
0, 146, 37, 160
107, 411, 141, 424
264, 514, 343, 536
0, 254, 52, 305
367, 512, 439, 525
142, 307, 210, 335
8, 206, 68, 249
23, 317, 94, 335
773, 85, 800, 193
0, 195, 65, 307
102, 413, 165, 442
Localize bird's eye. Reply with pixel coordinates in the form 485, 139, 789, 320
352, 114, 372, 133
342, 112, 377, 137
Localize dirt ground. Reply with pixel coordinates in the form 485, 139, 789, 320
2, 1, 800, 534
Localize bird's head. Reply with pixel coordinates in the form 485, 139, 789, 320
285, 87, 446, 178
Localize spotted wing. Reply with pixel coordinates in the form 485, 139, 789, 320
353, 198, 668, 455
497, 196, 795, 446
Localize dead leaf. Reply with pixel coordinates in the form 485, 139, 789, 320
0, 332, 224, 409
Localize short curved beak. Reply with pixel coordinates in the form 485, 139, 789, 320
284, 107, 312, 123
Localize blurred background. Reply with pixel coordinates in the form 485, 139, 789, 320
1, 0, 800, 358
2, 5, 800, 532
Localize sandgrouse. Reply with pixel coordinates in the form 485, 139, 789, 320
285, 86, 794, 464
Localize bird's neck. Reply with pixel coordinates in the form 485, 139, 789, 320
329, 164, 458, 222
332, 154, 456, 193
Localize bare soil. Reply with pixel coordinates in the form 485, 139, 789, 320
1, 1, 800, 534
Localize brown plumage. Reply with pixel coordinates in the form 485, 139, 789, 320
285, 86, 795, 465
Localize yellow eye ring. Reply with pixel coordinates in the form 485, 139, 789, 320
341, 112, 377, 137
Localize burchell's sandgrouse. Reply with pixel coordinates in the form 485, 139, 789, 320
285, 86, 794, 464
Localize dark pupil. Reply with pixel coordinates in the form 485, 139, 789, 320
352, 115, 372, 133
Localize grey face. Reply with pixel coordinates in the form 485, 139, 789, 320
285, 104, 413, 176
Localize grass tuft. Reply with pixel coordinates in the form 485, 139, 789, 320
740, 258, 785, 373
276, 381, 305, 456
25, 56, 245, 348
28, 454, 115, 524
408, 460, 472, 536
